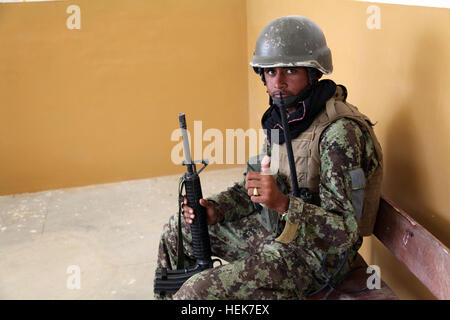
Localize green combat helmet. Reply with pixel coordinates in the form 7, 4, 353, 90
250, 15, 333, 76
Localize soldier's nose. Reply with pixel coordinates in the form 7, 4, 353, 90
273, 74, 286, 90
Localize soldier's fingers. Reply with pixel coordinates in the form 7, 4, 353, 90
248, 187, 263, 197
245, 180, 262, 190
183, 210, 194, 217
199, 199, 212, 208
183, 204, 194, 214
250, 195, 264, 203
256, 174, 273, 184
184, 211, 195, 222
246, 172, 261, 181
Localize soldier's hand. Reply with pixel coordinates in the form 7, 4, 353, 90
182, 197, 220, 225
245, 172, 289, 213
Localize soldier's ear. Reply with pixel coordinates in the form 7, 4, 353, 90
253, 67, 267, 85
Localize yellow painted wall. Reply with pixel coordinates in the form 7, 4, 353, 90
0, 0, 248, 195
1, 0, 449, 300
246, 0, 449, 299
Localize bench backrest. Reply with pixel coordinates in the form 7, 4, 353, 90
374, 196, 450, 300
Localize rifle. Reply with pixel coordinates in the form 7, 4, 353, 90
277, 92, 312, 203
154, 113, 220, 296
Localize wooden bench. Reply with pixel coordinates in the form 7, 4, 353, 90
308, 195, 450, 300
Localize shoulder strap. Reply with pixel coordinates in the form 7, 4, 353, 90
177, 177, 186, 269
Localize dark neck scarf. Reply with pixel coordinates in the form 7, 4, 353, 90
261, 79, 337, 144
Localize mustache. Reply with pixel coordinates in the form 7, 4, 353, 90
270, 90, 294, 98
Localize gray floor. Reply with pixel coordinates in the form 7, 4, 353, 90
0, 166, 245, 299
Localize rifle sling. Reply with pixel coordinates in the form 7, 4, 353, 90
176, 178, 185, 269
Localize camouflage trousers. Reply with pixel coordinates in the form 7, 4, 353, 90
154, 211, 338, 300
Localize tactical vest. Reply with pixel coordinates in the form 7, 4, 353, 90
268, 97, 383, 237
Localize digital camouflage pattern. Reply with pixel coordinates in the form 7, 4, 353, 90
155, 117, 377, 299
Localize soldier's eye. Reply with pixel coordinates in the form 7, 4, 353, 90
264, 69, 276, 76
286, 68, 297, 74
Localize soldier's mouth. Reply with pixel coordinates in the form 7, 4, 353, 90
271, 91, 291, 98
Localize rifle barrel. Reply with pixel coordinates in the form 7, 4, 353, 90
179, 113, 193, 172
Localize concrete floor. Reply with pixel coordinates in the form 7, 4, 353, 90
0, 166, 245, 299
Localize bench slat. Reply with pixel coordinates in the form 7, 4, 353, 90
374, 196, 450, 300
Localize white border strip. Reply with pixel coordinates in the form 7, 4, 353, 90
0, 0, 65, 3
2, 0, 448, 8
356, 0, 450, 9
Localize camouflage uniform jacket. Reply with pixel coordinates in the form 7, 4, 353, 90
207, 117, 380, 272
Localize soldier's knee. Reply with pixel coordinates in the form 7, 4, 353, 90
161, 213, 179, 237
173, 271, 216, 300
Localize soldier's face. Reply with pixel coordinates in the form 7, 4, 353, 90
264, 67, 309, 98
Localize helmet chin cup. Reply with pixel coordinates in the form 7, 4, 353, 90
272, 95, 301, 109
271, 86, 312, 109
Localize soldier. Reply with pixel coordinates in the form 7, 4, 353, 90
154, 15, 383, 300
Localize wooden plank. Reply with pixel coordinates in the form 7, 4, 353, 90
374, 196, 450, 300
